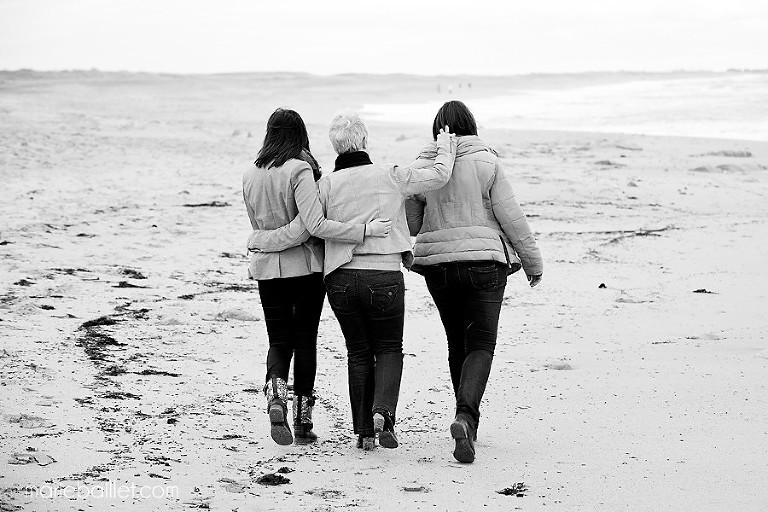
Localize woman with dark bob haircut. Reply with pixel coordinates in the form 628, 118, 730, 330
406, 100, 543, 463
243, 108, 391, 446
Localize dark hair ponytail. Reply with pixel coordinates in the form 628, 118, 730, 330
432, 100, 478, 140
254, 108, 312, 169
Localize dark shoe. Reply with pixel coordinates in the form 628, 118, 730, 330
356, 435, 375, 451
450, 417, 475, 463
294, 425, 317, 444
293, 394, 318, 445
373, 412, 398, 449
264, 377, 293, 445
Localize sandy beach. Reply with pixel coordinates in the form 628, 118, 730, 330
1, 71, 767, 511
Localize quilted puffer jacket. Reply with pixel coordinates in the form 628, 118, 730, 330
406, 135, 543, 277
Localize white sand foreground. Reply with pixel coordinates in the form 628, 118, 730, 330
1, 71, 767, 511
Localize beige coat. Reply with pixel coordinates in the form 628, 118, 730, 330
406, 136, 543, 277
242, 158, 365, 280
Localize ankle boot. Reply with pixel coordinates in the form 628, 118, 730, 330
293, 394, 318, 444
264, 376, 292, 445
373, 411, 398, 449
356, 435, 375, 451
450, 415, 476, 463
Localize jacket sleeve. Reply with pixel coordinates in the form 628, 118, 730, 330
405, 195, 425, 236
489, 160, 543, 276
293, 164, 365, 242
247, 216, 311, 252
390, 136, 456, 196
248, 163, 365, 253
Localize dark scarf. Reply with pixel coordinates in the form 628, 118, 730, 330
334, 151, 373, 172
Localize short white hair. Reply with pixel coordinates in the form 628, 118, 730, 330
328, 110, 368, 155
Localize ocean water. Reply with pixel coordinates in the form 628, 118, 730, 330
362, 73, 768, 141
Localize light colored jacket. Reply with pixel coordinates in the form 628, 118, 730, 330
247, 136, 457, 276
242, 158, 365, 280
406, 135, 543, 276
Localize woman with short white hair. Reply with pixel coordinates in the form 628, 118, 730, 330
248, 110, 456, 450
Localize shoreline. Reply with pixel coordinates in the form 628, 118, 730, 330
3, 68, 768, 78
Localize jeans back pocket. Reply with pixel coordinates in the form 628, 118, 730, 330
423, 265, 448, 292
468, 264, 501, 290
326, 283, 349, 309
368, 283, 401, 312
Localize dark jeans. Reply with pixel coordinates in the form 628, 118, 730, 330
258, 273, 326, 397
422, 262, 507, 432
325, 269, 405, 437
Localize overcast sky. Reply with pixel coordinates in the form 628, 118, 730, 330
1, 0, 766, 75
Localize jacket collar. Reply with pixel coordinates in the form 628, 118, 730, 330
334, 151, 373, 171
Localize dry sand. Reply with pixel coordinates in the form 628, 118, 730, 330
1, 71, 767, 511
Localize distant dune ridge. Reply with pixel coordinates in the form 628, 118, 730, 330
1, 71, 767, 511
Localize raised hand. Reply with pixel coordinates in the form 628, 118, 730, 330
436, 124, 457, 152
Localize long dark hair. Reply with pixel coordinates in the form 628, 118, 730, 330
432, 100, 478, 140
254, 108, 312, 170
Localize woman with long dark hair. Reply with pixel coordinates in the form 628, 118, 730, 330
243, 108, 391, 446
406, 100, 543, 463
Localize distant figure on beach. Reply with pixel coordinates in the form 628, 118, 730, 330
242, 108, 392, 446
406, 100, 543, 463
248, 110, 457, 450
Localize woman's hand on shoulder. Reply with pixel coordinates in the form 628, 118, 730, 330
436, 125, 457, 153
